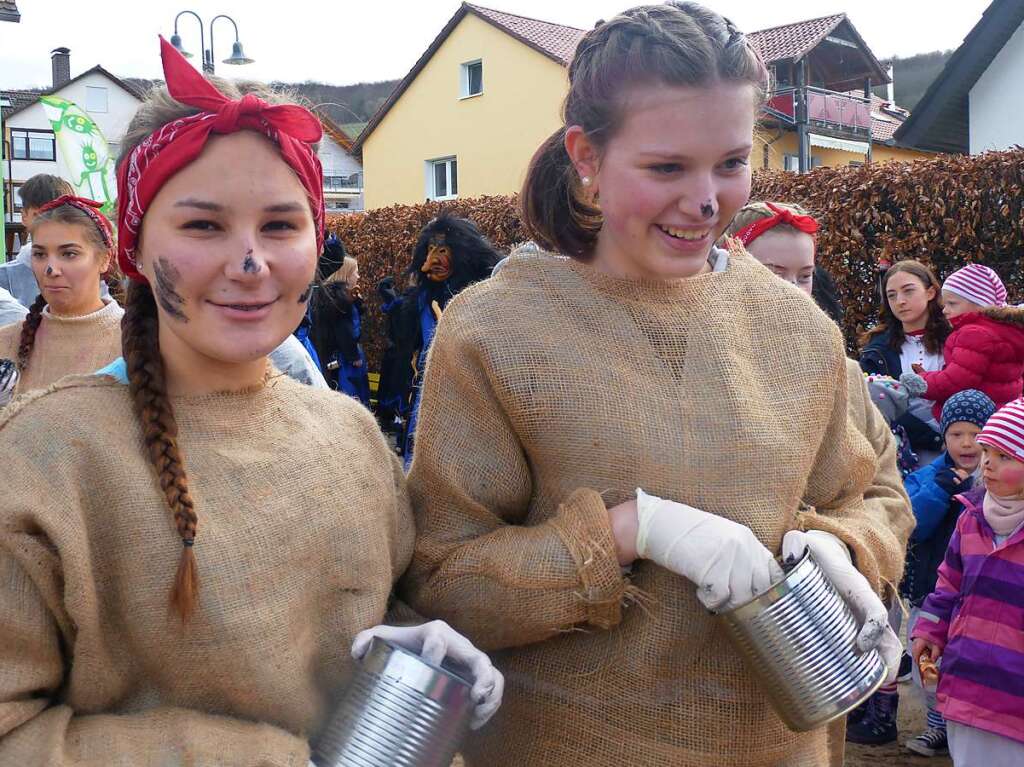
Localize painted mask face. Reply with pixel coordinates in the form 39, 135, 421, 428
30, 220, 109, 316
422, 235, 453, 282
82, 145, 99, 170
65, 113, 96, 134
136, 130, 318, 367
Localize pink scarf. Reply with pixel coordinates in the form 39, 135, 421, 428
983, 492, 1024, 536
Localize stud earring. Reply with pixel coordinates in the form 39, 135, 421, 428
581, 176, 591, 186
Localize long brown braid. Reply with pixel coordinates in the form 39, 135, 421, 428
122, 280, 199, 622
16, 295, 48, 372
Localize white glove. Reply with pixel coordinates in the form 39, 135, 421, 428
782, 529, 902, 682
351, 620, 504, 730
636, 489, 784, 611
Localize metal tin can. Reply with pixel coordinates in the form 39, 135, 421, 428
312, 638, 474, 767
716, 549, 887, 732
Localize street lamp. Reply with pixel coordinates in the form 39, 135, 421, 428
170, 11, 254, 75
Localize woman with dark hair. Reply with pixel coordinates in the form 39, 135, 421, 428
860, 260, 952, 460
310, 256, 371, 405
0, 195, 121, 401
403, 4, 912, 765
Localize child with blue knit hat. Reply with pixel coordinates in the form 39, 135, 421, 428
901, 389, 997, 757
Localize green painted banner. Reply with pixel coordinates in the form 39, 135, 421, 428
40, 95, 117, 218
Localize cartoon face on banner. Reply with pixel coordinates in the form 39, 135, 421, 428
40, 95, 118, 219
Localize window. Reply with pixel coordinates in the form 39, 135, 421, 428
86, 86, 108, 113
426, 157, 458, 200
460, 60, 483, 98
783, 154, 823, 172
11, 129, 56, 161
7, 182, 22, 212
324, 173, 363, 191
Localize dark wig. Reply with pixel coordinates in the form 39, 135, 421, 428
408, 214, 501, 294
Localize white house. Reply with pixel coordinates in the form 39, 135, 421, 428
317, 115, 364, 213
2, 48, 145, 253
895, 0, 1024, 154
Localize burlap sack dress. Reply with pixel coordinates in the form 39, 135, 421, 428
0, 300, 123, 396
0, 371, 414, 765
404, 242, 913, 766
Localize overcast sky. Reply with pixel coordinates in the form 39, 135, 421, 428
2, 0, 993, 89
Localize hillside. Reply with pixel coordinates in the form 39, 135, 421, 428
874, 50, 952, 110
122, 77, 398, 138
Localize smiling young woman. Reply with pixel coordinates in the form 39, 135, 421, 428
403, 3, 911, 766
0, 38, 502, 765
0, 195, 122, 400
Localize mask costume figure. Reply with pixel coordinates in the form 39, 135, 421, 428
310, 256, 371, 406
388, 214, 500, 466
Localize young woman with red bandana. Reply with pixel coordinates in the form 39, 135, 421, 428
0, 37, 501, 765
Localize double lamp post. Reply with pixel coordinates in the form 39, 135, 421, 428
169, 11, 255, 75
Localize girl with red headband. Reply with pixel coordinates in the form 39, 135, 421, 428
0, 195, 122, 401
0, 37, 501, 765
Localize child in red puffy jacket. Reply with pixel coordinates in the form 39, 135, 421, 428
903, 264, 1024, 418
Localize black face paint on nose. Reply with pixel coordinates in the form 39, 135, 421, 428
242, 250, 261, 274
45, 265, 54, 276
701, 202, 715, 220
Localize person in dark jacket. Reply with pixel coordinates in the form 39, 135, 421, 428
860, 261, 952, 462
309, 256, 370, 406
900, 389, 996, 757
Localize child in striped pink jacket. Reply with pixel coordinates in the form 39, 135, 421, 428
912, 397, 1024, 766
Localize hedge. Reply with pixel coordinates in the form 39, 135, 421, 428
328, 148, 1024, 368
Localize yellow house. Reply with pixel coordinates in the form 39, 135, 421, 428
354, 3, 577, 209
355, 4, 932, 210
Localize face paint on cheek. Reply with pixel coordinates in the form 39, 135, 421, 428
297, 283, 313, 304
153, 258, 189, 323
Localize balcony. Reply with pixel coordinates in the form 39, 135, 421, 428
764, 86, 872, 140
324, 172, 363, 193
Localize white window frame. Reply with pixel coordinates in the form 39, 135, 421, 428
460, 60, 483, 99
425, 157, 458, 201
85, 85, 108, 113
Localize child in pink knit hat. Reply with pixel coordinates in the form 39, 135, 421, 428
903, 264, 1024, 417
912, 396, 1024, 765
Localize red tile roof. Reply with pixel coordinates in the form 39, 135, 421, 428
747, 14, 846, 64
467, 4, 585, 65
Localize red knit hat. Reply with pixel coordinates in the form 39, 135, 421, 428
977, 397, 1024, 462
942, 263, 1007, 308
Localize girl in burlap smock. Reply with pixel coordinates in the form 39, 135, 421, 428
0, 195, 122, 402
0, 38, 501, 767
403, 5, 912, 766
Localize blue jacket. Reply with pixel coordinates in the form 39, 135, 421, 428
900, 452, 971, 605
859, 327, 943, 455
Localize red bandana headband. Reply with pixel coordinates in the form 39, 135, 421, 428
734, 202, 819, 247
38, 195, 115, 250
117, 36, 325, 282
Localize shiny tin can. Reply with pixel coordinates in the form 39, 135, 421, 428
716, 549, 887, 732
312, 638, 474, 767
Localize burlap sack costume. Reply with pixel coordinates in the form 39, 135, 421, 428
404, 243, 913, 766
0, 372, 414, 765
0, 300, 123, 396
826, 358, 912, 767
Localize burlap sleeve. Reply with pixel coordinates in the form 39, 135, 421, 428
402, 308, 626, 651
796, 347, 911, 598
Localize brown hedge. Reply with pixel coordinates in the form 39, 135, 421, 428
329, 148, 1024, 368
